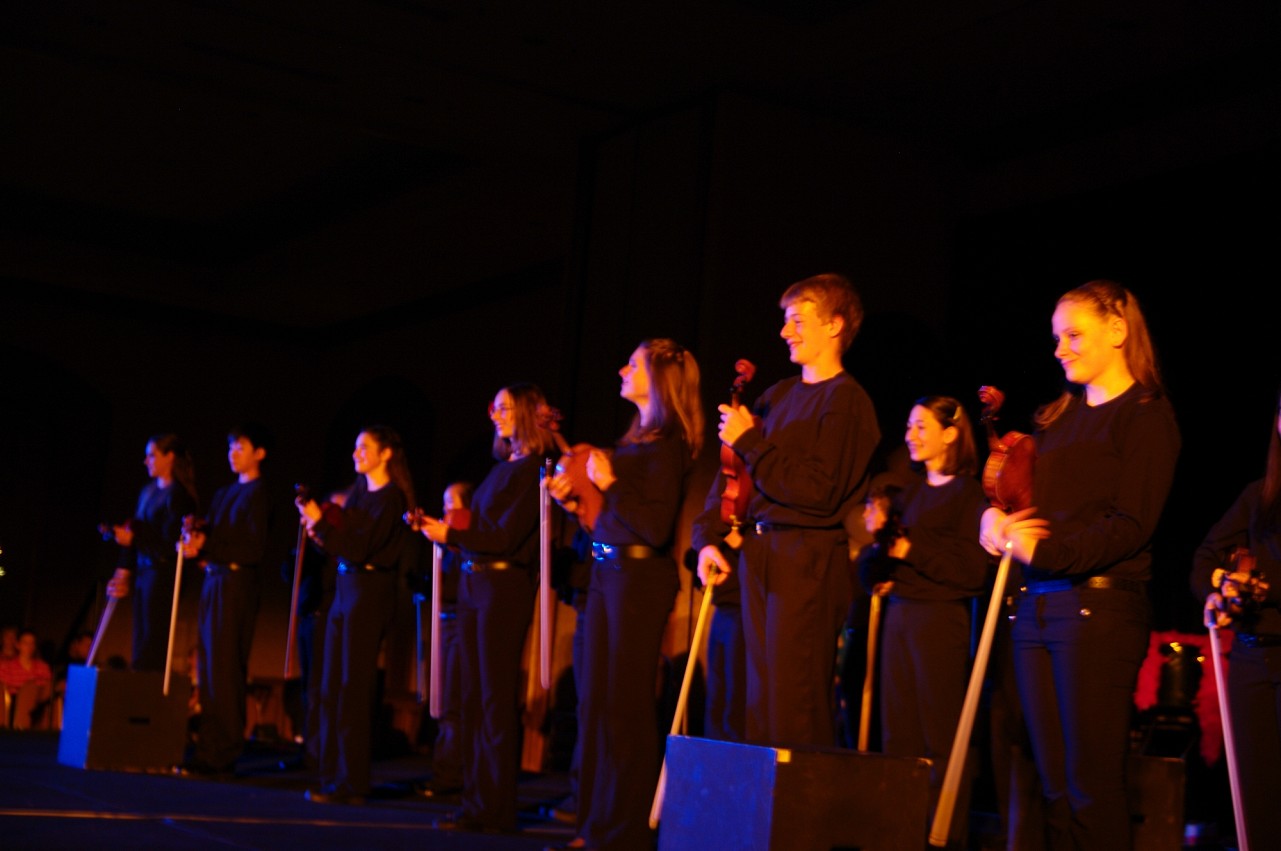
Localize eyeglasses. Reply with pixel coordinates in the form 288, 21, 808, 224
488, 403, 513, 418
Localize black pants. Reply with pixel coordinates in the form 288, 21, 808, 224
457, 567, 535, 832
195, 565, 259, 769
1012, 586, 1148, 851
131, 562, 176, 673
738, 527, 849, 747
317, 570, 395, 796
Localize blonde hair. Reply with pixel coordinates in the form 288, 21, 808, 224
1035, 280, 1166, 429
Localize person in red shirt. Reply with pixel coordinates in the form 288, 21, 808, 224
1, 628, 54, 729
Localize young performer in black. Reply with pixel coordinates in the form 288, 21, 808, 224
858, 396, 989, 844
297, 425, 416, 805
980, 280, 1180, 850
417, 480, 472, 798
695, 272, 880, 747
290, 485, 348, 771
180, 423, 274, 775
547, 338, 704, 851
1192, 383, 1281, 849
105, 433, 199, 673
415, 384, 554, 834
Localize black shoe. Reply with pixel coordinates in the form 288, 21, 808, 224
304, 787, 365, 806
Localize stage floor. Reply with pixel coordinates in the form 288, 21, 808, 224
0, 730, 573, 850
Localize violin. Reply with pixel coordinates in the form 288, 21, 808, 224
538, 403, 604, 533
720, 359, 756, 531
977, 386, 1035, 512
404, 505, 473, 536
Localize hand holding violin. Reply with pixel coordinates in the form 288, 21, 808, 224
717, 403, 756, 448
100, 521, 134, 548
406, 509, 450, 545
547, 470, 578, 509
585, 448, 615, 492
296, 493, 322, 528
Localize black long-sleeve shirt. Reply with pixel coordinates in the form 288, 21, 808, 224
1023, 384, 1180, 583
127, 480, 198, 570
1190, 479, 1281, 637
858, 472, 990, 601
591, 433, 692, 550
199, 478, 271, 567
311, 479, 409, 572
693, 371, 879, 549
446, 453, 541, 569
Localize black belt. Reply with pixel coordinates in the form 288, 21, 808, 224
202, 561, 243, 574
591, 542, 660, 561
337, 559, 393, 575
1022, 576, 1146, 595
751, 521, 843, 535
462, 559, 515, 573
1236, 632, 1281, 648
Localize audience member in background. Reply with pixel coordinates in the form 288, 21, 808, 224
1, 628, 54, 729
1, 625, 18, 662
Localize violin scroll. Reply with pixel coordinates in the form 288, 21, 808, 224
978, 385, 1035, 513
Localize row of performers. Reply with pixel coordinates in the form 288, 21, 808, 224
99, 272, 1277, 851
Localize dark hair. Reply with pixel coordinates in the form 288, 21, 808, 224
359, 425, 417, 511
492, 383, 558, 461
1035, 280, 1166, 429
147, 433, 198, 506
779, 272, 865, 353
444, 480, 474, 509
621, 338, 705, 459
228, 422, 274, 455
866, 481, 903, 507
908, 396, 978, 477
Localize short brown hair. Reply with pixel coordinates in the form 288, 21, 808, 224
779, 272, 864, 353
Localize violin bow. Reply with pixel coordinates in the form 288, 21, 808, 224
929, 543, 1013, 846
858, 589, 886, 752
1209, 621, 1249, 850
86, 596, 118, 668
428, 538, 443, 715
163, 524, 193, 697
649, 569, 717, 829
539, 459, 554, 690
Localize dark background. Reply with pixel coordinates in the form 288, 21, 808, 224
2, 2, 1278, 673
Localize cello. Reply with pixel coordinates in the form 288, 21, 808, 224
719, 359, 756, 532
